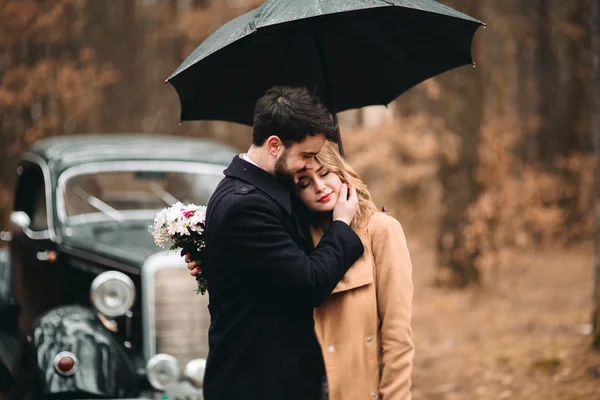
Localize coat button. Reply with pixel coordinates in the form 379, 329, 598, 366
327, 345, 335, 352
240, 186, 248, 192
366, 336, 373, 343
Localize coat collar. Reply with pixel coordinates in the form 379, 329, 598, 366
224, 155, 293, 214
310, 227, 373, 294
330, 257, 373, 294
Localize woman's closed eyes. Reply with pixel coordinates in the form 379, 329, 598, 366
297, 170, 330, 190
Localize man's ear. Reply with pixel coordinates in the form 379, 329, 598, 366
266, 136, 283, 157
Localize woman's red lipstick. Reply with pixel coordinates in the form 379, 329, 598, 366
318, 192, 332, 202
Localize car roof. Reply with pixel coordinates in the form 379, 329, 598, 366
24, 134, 238, 175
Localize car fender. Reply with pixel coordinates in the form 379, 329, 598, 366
13, 305, 139, 399
0, 248, 19, 390
0, 248, 11, 315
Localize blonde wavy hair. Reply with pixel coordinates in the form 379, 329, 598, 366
315, 141, 378, 229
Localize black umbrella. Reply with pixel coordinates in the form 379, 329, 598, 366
167, 0, 483, 153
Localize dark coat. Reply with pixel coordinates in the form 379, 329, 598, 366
202, 156, 364, 400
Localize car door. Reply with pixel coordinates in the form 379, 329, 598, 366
9, 158, 62, 335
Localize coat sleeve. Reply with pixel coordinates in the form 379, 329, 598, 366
371, 214, 415, 400
223, 195, 364, 307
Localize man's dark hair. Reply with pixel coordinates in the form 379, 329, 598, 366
252, 86, 339, 147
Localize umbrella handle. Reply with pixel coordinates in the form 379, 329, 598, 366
313, 20, 345, 158
331, 112, 345, 157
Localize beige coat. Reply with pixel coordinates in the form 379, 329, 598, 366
313, 212, 414, 400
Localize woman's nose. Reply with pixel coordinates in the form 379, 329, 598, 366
314, 180, 325, 193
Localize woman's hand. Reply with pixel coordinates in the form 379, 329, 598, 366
332, 183, 359, 225
184, 253, 201, 276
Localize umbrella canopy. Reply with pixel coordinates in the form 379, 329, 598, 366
167, 0, 483, 126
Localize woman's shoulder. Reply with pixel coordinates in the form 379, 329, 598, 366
366, 211, 405, 238
364, 212, 411, 262
358, 211, 406, 247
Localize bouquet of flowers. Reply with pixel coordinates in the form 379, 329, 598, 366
149, 202, 208, 294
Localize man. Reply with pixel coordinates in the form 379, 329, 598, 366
186, 86, 364, 399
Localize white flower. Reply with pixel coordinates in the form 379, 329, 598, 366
166, 202, 184, 225
149, 209, 171, 248
189, 206, 207, 233
150, 202, 208, 249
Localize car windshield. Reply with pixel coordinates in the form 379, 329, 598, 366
61, 169, 222, 224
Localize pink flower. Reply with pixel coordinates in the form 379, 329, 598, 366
182, 210, 194, 218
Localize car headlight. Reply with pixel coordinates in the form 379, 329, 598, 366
146, 354, 181, 391
184, 358, 206, 388
90, 271, 135, 317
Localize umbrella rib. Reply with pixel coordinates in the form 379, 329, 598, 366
330, 25, 389, 107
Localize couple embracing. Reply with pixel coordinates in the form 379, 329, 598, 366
186, 86, 414, 400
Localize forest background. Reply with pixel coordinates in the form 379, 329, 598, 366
1, 0, 600, 398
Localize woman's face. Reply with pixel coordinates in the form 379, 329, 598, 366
295, 165, 343, 213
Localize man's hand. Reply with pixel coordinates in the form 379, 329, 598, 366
184, 253, 201, 276
332, 183, 358, 226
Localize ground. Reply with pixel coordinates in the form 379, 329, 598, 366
409, 235, 600, 400
1, 238, 598, 400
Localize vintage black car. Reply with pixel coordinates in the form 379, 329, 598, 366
0, 134, 237, 399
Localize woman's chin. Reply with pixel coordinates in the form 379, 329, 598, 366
311, 204, 335, 213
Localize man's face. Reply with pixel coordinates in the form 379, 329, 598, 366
274, 134, 326, 187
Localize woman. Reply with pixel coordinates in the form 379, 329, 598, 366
294, 141, 414, 400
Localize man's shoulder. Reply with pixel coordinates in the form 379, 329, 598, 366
210, 177, 279, 213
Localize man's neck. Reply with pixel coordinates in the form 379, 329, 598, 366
245, 146, 274, 175
241, 153, 259, 167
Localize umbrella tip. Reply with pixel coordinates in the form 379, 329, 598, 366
481, 22, 487, 28
472, 62, 477, 68
178, 120, 182, 126
164, 79, 169, 84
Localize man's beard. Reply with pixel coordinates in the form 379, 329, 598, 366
274, 150, 296, 190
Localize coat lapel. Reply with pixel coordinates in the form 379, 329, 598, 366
310, 227, 372, 294
330, 256, 373, 294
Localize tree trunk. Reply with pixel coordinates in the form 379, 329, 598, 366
435, 0, 483, 287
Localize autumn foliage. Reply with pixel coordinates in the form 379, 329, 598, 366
0, 0, 596, 289
0, 0, 118, 227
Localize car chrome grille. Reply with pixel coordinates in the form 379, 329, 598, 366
152, 267, 210, 367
